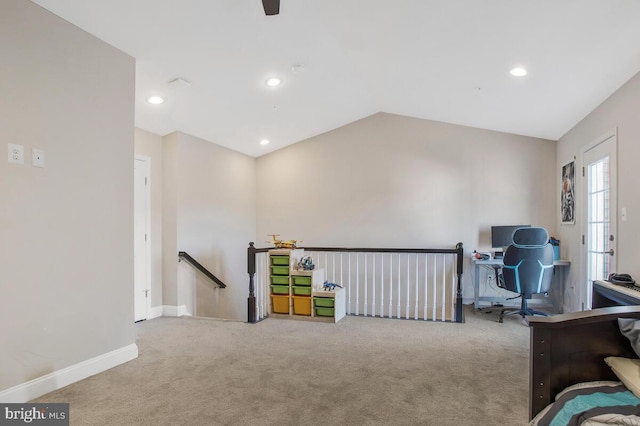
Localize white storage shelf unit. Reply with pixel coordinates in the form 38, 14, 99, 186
312, 288, 346, 323
268, 249, 345, 322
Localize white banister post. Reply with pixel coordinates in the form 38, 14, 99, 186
414, 253, 419, 320
405, 255, 410, 319
397, 254, 401, 319
380, 254, 385, 318
364, 254, 368, 316
432, 257, 437, 321
372, 254, 376, 317
441, 254, 446, 321
356, 254, 360, 316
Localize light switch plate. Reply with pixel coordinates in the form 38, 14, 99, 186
32, 148, 45, 168
8, 143, 24, 164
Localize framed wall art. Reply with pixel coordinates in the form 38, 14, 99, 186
561, 160, 575, 225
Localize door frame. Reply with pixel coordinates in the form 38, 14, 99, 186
581, 128, 617, 310
134, 154, 152, 321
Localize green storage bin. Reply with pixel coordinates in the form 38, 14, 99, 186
292, 286, 311, 296
314, 297, 335, 308
270, 265, 289, 275
270, 275, 289, 285
315, 307, 334, 317
270, 285, 289, 295
291, 275, 312, 286
270, 255, 290, 266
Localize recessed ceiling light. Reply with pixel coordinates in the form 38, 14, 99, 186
266, 77, 281, 87
510, 67, 527, 77
146, 96, 164, 104
260, 139, 270, 146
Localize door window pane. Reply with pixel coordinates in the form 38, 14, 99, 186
587, 157, 610, 282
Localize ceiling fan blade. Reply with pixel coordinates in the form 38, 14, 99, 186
262, 0, 280, 15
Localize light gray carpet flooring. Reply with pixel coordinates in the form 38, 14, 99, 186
34, 307, 530, 425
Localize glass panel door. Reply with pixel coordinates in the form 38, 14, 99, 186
583, 133, 617, 309
587, 158, 610, 279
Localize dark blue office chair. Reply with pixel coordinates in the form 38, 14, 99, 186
499, 227, 554, 323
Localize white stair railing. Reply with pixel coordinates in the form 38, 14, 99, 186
247, 243, 464, 323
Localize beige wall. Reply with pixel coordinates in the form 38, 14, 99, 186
161, 132, 257, 320
257, 112, 557, 300
557, 70, 640, 312
134, 128, 164, 309
0, 0, 136, 395
162, 132, 179, 307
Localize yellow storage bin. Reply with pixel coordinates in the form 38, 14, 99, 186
271, 295, 290, 314
292, 296, 312, 316
270, 255, 290, 266
291, 275, 312, 286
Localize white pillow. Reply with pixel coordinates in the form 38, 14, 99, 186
605, 356, 640, 398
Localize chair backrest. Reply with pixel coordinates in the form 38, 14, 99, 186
502, 227, 554, 296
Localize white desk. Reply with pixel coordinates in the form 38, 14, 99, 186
473, 258, 570, 311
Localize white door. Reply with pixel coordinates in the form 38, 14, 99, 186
583, 132, 617, 309
134, 157, 150, 322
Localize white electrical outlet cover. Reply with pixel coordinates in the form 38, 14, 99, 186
32, 148, 45, 168
8, 143, 24, 165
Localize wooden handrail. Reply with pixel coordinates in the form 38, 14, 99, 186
178, 252, 226, 288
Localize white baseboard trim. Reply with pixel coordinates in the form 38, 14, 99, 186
177, 304, 192, 317
161, 304, 192, 317
0, 343, 138, 403
149, 305, 164, 319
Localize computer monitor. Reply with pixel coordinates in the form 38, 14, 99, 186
491, 225, 531, 251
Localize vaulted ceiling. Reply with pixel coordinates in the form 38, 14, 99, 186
32, 0, 640, 157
